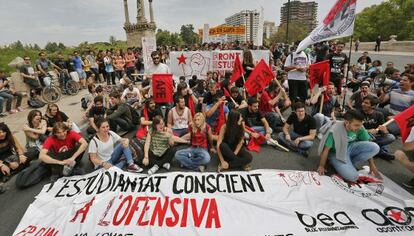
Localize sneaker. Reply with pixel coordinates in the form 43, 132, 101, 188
148, 165, 159, 175
62, 161, 76, 176
127, 163, 143, 173
162, 163, 171, 170
402, 178, 414, 189
198, 166, 206, 172
8, 109, 18, 114
50, 174, 60, 182
377, 152, 395, 161
17, 107, 24, 112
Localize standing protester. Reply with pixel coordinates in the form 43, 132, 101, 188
284, 42, 311, 102
124, 48, 136, 81
175, 113, 214, 172
317, 110, 381, 182
217, 110, 253, 172
72, 51, 86, 89
327, 42, 348, 95
104, 51, 116, 85
375, 35, 381, 52
354, 38, 360, 52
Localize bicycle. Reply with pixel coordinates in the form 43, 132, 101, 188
60, 70, 80, 95
40, 71, 62, 103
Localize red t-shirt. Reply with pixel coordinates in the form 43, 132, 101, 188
190, 124, 210, 149
259, 90, 273, 113
125, 54, 135, 68
43, 130, 82, 153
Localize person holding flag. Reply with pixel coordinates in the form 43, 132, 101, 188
204, 94, 229, 140
310, 82, 341, 131
395, 126, 414, 189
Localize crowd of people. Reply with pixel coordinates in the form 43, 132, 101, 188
1, 39, 414, 195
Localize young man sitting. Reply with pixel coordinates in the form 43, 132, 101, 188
317, 110, 382, 182
167, 96, 192, 137
107, 91, 135, 132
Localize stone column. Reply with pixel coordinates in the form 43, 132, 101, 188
123, 0, 130, 25
137, 0, 147, 23
149, 0, 154, 23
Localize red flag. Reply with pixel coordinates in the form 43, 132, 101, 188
152, 74, 173, 103
244, 59, 274, 96
309, 60, 330, 90
230, 54, 245, 84
394, 105, 414, 142
223, 87, 231, 97
136, 106, 149, 139
245, 126, 266, 153
214, 104, 226, 135
187, 95, 196, 116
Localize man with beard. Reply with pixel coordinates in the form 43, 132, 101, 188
87, 96, 107, 135
135, 98, 163, 140
361, 95, 396, 161
121, 82, 142, 109
327, 42, 348, 95
348, 81, 377, 111
167, 96, 192, 137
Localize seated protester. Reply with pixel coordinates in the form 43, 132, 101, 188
136, 98, 163, 140
167, 96, 192, 137
0, 70, 24, 114
87, 96, 107, 135
23, 110, 47, 157
395, 127, 414, 189
203, 80, 222, 106
240, 97, 273, 143
107, 91, 135, 132
347, 81, 376, 111
89, 118, 142, 172
39, 122, 88, 181
379, 74, 414, 135
193, 80, 208, 113
317, 110, 382, 182
19, 56, 42, 99
54, 53, 71, 92
142, 116, 175, 175
121, 82, 142, 109
44, 103, 79, 135
36, 51, 61, 87
217, 110, 253, 171
188, 75, 198, 88
361, 95, 396, 161
83, 83, 97, 111
204, 94, 229, 139
0, 123, 33, 178
278, 102, 316, 157
310, 83, 341, 131
174, 82, 198, 115
259, 80, 290, 132
227, 86, 247, 111
175, 113, 214, 172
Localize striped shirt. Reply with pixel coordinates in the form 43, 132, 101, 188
149, 129, 172, 157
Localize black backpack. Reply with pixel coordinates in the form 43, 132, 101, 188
81, 97, 88, 110
28, 98, 46, 108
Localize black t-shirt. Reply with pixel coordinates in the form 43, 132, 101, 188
315, 44, 330, 62
66, 60, 76, 72
327, 52, 348, 79
189, 78, 198, 88
240, 107, 264, 127
286, 113, 316, 136
44, 112, 69, 134
54, 59, 67, 70
362, 110, 385, 130
203, 92, 215, 105
147, 108, 163, 121
87, 106, 107, 121
228, 95, 244, 110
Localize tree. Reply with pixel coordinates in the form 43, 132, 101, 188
45, 42, 59, 52
12, 40, 24, 50
33, 44, 41, 50
58, 42, 66, 50
269, 21, 308, 44
156, 29, 172, 46
180, 24, 199, 46
109, 35, 117, 46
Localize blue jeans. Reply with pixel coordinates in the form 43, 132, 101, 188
172, 128, 188, 137
245, 126, 273, 145
0, 96, 4, 113
175, 147, 211, 170
328, 141, 380, 182
313, 113, 330, 131
105, 143, 134, 169
278, 131, 314, 153
373, 133, 395, 155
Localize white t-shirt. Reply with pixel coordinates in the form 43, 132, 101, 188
284, 51, 310, 81
88, 131, 121, 165
147, 63, 170, 74
122, 87, 141, 101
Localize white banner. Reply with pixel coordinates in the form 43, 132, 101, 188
170, 50, 270, 80
142, 36, 157, 73
296, 0, 356, 52
13, 168, 414, 236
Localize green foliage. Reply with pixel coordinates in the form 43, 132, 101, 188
180, 24, 199, 46
109, 35, 117, 46
354, 0, 414, 41
269, 21, 308, 44
156, 29, 184, 47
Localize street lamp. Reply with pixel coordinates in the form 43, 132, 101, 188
285, 0, 291, 44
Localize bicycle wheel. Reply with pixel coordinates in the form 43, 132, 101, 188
42, 85, 62, 103
66, 80, 80, 95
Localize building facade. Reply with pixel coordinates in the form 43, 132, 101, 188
264, 21, 278, 39
225, 10, 260, 43
280, 0, 318, 33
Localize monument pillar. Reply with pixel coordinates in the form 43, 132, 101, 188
137, 0, 147, 23
149, 0, 155, 23
123, 0, 130, 25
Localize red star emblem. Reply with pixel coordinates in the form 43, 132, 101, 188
177, 54, 187, 65
387, 210, 403, 222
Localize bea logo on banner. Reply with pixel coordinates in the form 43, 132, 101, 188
295, 210, 358, 233
362, 206, 414, 233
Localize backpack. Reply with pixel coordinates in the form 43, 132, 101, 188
81, 97, 88, 110
28, 98, 46, 108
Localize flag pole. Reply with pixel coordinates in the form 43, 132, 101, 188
342, 35, 353, 108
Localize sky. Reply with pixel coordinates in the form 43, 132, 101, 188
0, 0, 384, 47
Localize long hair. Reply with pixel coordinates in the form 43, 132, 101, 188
192, 113, 206, 134
151, 115, 164, 135
46, 103, 63, 122
223, 110, 244, 147
243, 49, 254, 67
0, 122, 17, 152
27, 109, 42, 128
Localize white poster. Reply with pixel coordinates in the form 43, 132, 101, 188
13, 168, 414, 236
170, 50, 270, 80
142, 36, 157, 73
